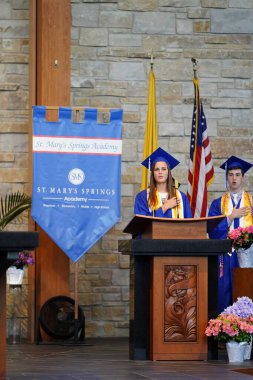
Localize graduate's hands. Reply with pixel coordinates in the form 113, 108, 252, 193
228, 206, 250, 222
162, 197, 180, 213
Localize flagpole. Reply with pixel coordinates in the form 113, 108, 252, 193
141, 52, 158, 190
187, 58, 214, 217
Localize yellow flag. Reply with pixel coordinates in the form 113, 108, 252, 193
141, 66, 158, 190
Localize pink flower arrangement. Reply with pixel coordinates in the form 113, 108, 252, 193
205, 313, 253, 343
228, 226, 253, 250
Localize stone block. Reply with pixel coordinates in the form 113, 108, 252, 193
160, 82, 182, 103
85, 254, 118, 268
80, 28, 108, 46
177, 18, 193, 34
89, 97, 122, 108
71, 46, 97, 59
159, 122, 184, 136
112, 269, 129, 286
188, 8, 209, 18
92, 305, 127, 321
0, 2, 11, 19
0, 20, 28, 38
211, 97, 252, 109
109, 61, 145, 81
232, 109, 253, 127
100, 11, 133, 28
211, 137, 253, 156
133, 12, 175, 34
235, 79, 253, 89
201, 0, 228, 8
121, 183, 135, 197
0, 168, 28, 182
72, 4, 99, 27
194, 20, 210, 33
102, 293, 121, 302
0, 121, 27, 133
211, 9, 253, 33
118, 0, 158, 11
0, 152, 14, 162
0, 90, 28, 110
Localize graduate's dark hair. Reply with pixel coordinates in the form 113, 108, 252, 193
227, 166, 244, 177
148, 162, 176, 207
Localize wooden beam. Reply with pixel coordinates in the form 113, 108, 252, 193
29, 0, 71, 342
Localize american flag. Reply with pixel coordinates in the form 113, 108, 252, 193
187, 78, 214, 217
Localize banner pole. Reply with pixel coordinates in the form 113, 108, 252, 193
74, 261, 79, 343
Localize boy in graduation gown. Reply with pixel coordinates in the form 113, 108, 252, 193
208, 156, 253, 313
134, 147, 192, 218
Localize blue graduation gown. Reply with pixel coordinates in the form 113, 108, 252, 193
134, 190, 192, 218
208, 197, 239, 313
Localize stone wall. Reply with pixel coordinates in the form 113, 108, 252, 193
1, 0, 253, 338
0, 0, 30, 340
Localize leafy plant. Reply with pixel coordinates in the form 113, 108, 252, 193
0, 191, 31, 230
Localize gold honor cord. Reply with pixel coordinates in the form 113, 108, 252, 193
221, 192, 253, 228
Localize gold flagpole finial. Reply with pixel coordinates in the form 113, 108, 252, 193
150, 52, 154, 67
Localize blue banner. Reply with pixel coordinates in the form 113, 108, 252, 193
32, 106, 123, 262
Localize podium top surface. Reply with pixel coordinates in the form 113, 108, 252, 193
119, 238, 232, 256
123, 214, 225, 236
0, 231, 39, 252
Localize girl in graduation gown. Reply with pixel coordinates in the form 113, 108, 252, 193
134, 147, 192, 218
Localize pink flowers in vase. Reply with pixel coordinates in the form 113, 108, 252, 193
205, 297, 253, 343
205, 314, 253, 343
228, 226, 253, 250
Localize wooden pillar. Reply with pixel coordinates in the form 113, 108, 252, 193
29, 0, 71, 342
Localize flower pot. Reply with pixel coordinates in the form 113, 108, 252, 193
226, 341, 247, 363
244, 336, 252, 360
6, 267, 24, 285
236, 244, 253, 268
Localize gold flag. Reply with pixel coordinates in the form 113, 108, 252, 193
141, 66, 158, 190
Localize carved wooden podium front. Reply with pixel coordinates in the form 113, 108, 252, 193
119, 215, 231, 361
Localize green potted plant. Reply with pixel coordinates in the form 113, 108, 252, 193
0, 191, 31, 230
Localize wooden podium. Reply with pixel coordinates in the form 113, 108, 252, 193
119, 215, 232, 361
0, 232, 39, 380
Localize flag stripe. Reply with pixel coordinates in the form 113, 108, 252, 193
187, 78, 214, 218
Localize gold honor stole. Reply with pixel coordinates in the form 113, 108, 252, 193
221, 191, 253, 230
148, 189, 184, 218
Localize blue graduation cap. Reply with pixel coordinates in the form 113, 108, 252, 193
220, 156, 253, 174
141, 147, 180, 171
